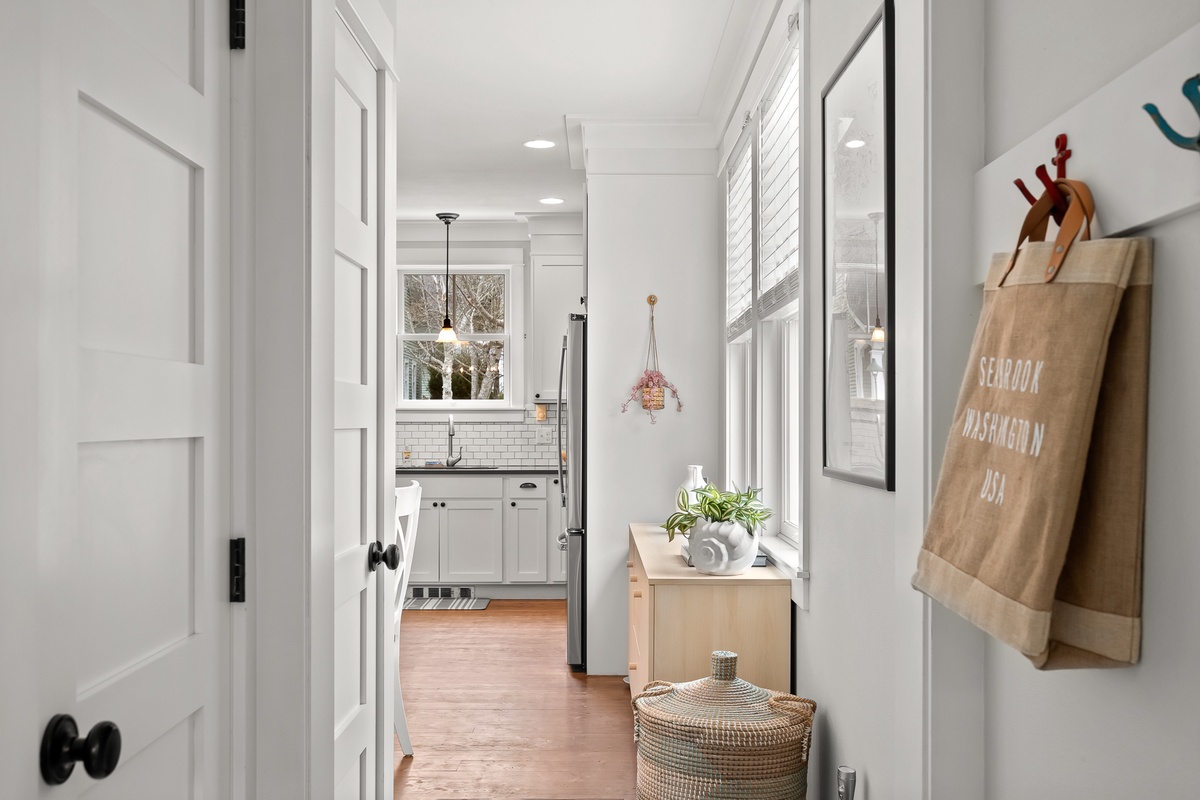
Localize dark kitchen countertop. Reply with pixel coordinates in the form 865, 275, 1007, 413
395, 466, 559, 476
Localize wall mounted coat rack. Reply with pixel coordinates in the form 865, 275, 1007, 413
975, 21, 1200, 282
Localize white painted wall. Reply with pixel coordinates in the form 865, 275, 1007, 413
585, 173, 721, 676
982, 5, 1200, 797
984, 0, 1200, 160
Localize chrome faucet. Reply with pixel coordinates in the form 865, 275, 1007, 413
446, 414, 462, 467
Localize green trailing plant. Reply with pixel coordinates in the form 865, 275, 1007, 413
662, 483, 772, 542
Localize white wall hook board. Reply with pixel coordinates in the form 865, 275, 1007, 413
974, 21, 1200, 282
1143, 74, 1200, 153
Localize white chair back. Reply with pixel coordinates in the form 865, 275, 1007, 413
393, 481, 423, 625
393, 480, 423, 754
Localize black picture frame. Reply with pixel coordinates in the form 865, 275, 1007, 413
820, 0, 895, 490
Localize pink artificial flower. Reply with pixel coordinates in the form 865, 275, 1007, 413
620, 369, 684, 423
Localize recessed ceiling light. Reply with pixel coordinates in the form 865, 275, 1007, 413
845, 139, 866, 148
539, 197, 565, 205
523, 140, 556, 149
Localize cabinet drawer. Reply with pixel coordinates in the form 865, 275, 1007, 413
506, 476, 547, 498
407, 475, 502, 498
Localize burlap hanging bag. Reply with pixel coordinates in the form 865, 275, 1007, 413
913, 178, 1152, 669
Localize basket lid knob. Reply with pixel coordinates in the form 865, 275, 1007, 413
711, 650, 738, 681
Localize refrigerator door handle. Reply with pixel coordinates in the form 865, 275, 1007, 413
556, 335, 567, 508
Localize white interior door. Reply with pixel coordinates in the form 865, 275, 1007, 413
332, 6, 396, 798
31, 0, 230, 796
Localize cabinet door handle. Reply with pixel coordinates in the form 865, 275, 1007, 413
510, 501, 516, 507
632, 590, 642, 598
440, 502, 446, 507
628, 662, 637, 672
626, 560, 633, 568
629, 575, 637, 583
519, 482, 537, 489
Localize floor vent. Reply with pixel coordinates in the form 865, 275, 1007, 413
410, 586, 475, 599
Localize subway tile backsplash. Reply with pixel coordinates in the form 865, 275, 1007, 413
396, 405, 566, 469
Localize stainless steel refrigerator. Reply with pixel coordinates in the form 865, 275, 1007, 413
557, 313, 586, 669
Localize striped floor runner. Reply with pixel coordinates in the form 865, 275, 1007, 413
403, 597, 490, 611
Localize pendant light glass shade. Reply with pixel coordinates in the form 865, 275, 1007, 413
436, 212, 459, 344
868, 211, 885, 345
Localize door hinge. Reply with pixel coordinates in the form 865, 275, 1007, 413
230, 0, 246, 50
230, 538, 246, 602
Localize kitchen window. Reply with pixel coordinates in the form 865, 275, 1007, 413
723, 45, 804, 560
397, 265, 524, 408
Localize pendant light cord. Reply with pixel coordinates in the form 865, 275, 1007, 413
445, 218, 451, 322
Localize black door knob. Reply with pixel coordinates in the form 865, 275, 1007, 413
40, 714, 121, 785
511, 501, 516, 507
368, 542, 403, 572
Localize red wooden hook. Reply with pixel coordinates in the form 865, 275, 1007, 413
1014, 133, 1070, 225
1051, 133, 1072, 179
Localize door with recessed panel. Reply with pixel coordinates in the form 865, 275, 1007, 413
29, 0, 231, 796
331, 4, 398, 798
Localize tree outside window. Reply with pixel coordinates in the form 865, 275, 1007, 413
400, 271, 508, 401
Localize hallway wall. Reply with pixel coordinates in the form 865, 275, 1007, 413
981, 7, 1200, 798
585, 170, 722, 677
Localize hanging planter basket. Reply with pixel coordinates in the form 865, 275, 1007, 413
620, 296, 683, 423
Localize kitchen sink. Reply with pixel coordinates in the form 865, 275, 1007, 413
397, 465, 500, 470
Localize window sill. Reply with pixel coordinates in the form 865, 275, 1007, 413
395, 408, 528, 423
758, 534, 808, 580
759, 534, 809, 610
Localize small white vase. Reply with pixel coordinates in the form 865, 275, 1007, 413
679, 465, 705, 507
689, 519, 758, 575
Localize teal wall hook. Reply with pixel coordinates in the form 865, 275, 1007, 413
1143, 74, 1200, 153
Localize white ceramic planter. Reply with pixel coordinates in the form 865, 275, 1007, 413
689, 519, 758, 575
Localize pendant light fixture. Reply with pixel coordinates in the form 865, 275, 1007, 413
436, 212, 460, 344
868, 211, 886, 343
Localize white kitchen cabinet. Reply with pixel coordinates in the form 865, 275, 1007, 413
529, 256, 585, 402
440, 499, 504, 582
505, 499, 548, 582
407, 491, 504, 584
409, 498, 443, 583
397, 472, 566, 591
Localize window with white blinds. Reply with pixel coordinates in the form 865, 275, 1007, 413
725, 138, 753, 339
757, 51, 801, 316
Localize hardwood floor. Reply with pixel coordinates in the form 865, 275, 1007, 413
394, 599, 637, 799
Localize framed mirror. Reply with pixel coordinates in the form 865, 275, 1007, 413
821, 1, 894, 490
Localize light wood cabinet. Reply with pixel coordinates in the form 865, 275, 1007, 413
627, 523, 792, 697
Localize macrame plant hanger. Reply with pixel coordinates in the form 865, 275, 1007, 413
620, 295, 683, 423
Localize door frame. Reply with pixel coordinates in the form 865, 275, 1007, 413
0, 5, 45, 797
234, 0, 398, 797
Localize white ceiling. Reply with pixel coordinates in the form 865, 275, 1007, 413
394, 0, 767, 221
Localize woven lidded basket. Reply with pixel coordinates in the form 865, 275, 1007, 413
631, 651, 816, 800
